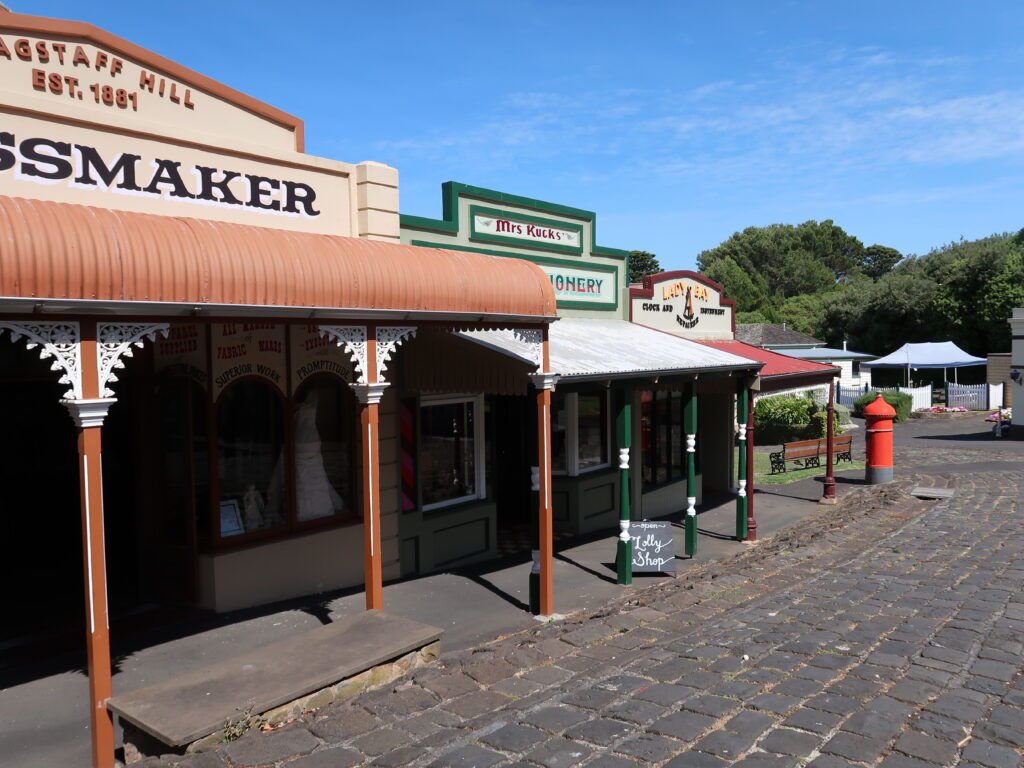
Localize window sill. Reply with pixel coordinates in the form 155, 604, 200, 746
200, 513, 362, 554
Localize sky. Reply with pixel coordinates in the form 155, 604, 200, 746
20, 1, 1024, 270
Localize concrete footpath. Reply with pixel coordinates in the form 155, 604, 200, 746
3, 414, 1022, 767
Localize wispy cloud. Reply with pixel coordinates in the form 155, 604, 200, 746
377, 42, 1024, 192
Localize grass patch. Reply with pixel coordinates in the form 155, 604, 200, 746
736, 449, 865, 485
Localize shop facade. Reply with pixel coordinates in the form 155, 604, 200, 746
0, 12, 565, 768
401, 188, 761, 576
631, 270, 841, 535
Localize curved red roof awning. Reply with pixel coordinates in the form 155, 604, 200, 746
0, 196, 558, 323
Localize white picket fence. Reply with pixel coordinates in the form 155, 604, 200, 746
866, 385, 933, 412
839, 382, 1001, 412
947, 383, 988, 410
837, 385, 868, 408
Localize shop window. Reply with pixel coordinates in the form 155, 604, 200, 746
293, 377, 356, 523
551, 391, 610, 476
216, 379, 285, 536
551, 392, 569, 474
640, 390, 685, 490
420, 394, 485, 510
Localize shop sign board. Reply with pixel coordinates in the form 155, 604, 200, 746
289, 324, 355, 393
212, 322, 286, 396
471, 206, 583, 254
628, 520, 676, 573
542, 263, 615, 306
630, 272, 734, 340
0, 18, 352, 235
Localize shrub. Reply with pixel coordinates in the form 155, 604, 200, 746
853, 390, 912, 422
807, 411, 842, 438
834, 403, 851, 425
754, 394, 817, 426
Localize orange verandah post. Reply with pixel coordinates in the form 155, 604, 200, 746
529, 332, 557, 617
63, 320, 117, 768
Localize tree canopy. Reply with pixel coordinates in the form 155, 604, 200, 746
628, 250, 662, 283
696, 220, 1021, 356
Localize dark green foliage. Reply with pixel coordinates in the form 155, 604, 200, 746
807, 411, 841, 438
754, 393, 818, 426
859, 245, 903, 279
628, 250, 662, 283
700, 219, 1020, 357
853, 390, 912, 422
834, 403, 851, 425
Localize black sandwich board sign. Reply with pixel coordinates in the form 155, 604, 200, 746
628, 520, 676, 573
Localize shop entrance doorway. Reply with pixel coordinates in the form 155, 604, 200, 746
492, 395, 534, 557
0, 343, 197, 658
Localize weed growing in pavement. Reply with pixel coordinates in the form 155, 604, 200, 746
219, 700, 263, 743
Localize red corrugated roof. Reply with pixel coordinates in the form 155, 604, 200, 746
700, 340, 838, 379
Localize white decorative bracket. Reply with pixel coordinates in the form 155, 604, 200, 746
738, 423, 747, 441
619, 519, 631, 542
351, 382, 390, 405
528, 371, 559, 391
738, 479, 747, 498
376, 326, 416, 381
98, 322, 169, 397
62, 397, 117, 428
618, 447, 630, 470
0, 321, 82, 399
686, 496, 697, 517
686, 433, 696, 453
513, 328, 544, 370
320, 325, 368, 383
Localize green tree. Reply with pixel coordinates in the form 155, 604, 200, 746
628, 250, 662, 283
776, 293, 826, 337
859, 245, 903, 279
703, 255, 767, 312
697, 220, 870, 313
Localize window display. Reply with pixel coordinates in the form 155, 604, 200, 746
294, 378, 353, 521
217, 378, 285, 535
550, 391, 609, 475
420, 396, 482, 509
577, 392, 608, 470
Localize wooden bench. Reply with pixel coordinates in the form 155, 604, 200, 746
108, 611, 442, 760
769, 434, 853, 474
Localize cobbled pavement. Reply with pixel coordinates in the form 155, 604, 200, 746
138, 459, 1024, 768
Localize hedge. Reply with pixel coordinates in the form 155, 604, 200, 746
853, 390, 912, 422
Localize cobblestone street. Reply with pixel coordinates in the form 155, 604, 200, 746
139, 446, 1024, 768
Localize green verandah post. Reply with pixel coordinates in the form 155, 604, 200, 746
616, 390, 632, 584
736, 382, 749, 540
685, 381, 698, 556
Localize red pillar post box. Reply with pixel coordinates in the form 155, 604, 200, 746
864, 393, 896, 484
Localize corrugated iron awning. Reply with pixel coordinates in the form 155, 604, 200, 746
461, 318, 763, 381
0, 196, 558, 322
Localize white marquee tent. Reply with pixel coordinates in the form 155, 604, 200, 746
861, 341, 986, 384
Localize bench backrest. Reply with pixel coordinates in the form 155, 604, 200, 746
821, 434, 852, 454
783, 439, 820, 459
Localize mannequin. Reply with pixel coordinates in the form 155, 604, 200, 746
294, 387, 344, 520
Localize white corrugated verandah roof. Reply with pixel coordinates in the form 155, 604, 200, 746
460, 318, 762, 381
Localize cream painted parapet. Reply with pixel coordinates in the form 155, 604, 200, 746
356, 162, 400, 241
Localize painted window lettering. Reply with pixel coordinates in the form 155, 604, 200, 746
549, 275, 603, 294
0, 131, 321, 216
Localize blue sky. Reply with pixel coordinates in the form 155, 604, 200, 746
22, 1, 1024, 270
